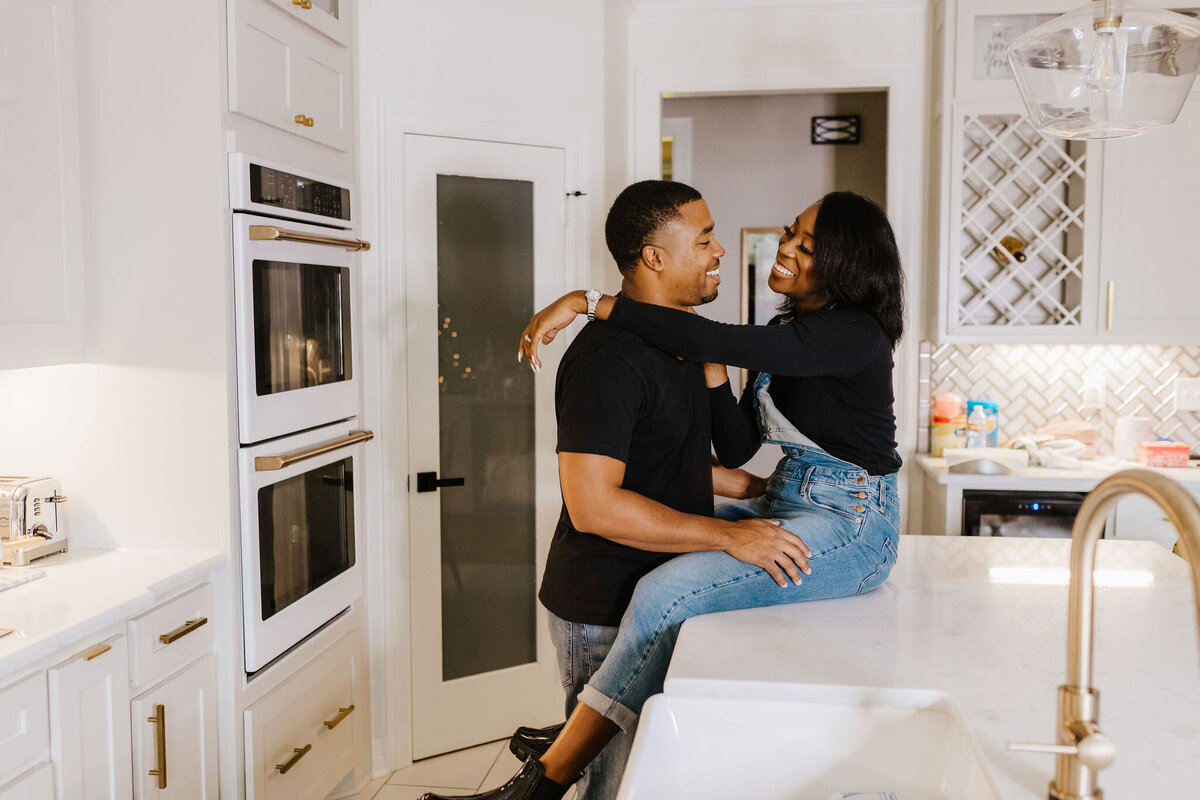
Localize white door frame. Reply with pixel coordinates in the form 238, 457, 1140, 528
630, 65, 925, 534
367, 108, 589, 770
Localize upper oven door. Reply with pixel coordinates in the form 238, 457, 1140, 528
233, 213, 362, 444
239, 422, 372, 672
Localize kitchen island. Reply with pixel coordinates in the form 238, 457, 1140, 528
661, 536, 1200, 798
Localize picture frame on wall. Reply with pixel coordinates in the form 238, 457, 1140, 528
741, 227, 783, 325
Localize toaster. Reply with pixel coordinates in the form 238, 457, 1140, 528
0, 477, 68, 566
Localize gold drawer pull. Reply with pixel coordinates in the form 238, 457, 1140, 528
147, 704, 167, 789
293, 0, 313, 8
293, 114, 314, 127
159, 617, 208, 645
74, 642, 111, 661
276, 744, 312, 774
323, 704, 355, 729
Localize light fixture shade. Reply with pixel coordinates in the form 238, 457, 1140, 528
1006, 0, 1200, 139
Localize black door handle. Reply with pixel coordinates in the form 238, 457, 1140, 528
416, 472, 466, 492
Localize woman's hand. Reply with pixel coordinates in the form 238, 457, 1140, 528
518, 291, 587, 371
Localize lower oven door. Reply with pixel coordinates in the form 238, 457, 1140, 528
239, 422, 372, 672
961, 489, 1089, 538
233, 213, 361, 444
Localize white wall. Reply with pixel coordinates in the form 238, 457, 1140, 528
626, 0, 932, 527
0, 2, 234, 553
355, 0, 611, 771
663, 91, 888, 327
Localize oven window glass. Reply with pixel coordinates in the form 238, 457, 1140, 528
252, 260, 352, 396
977, 513, 1075, 538
257, 456, 355, 619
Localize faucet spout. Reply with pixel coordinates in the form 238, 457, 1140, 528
1053, 469, 1200, 800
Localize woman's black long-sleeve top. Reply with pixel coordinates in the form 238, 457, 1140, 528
607, 296, 902, 475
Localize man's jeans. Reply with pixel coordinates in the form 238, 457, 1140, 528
546, 611, 637, 800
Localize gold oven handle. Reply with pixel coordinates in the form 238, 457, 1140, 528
159, 617, 208, 645
255, 430, 374, 472
249, 224, 370, 252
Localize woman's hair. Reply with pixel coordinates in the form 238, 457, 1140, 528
780, 191, 905, 349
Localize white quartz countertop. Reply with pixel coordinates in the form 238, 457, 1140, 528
916, 453, 1200, 489
664, 536, 1200, 799
0, 548, 224, 679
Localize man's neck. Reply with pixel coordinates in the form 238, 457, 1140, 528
620, 279, 688, 311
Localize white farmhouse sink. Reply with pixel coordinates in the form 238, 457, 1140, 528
615, 684, 1002, 800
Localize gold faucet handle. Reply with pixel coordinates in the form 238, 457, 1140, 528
1007, 726, 1116, 771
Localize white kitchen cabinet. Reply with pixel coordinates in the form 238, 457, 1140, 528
48, 634, 133, 800
0, 0, 86, 368
228, 0, 352, 152
130, 655, 219, 800
1096, 95, 1200, 343
261, 0, 349, 46
0, 763, 54, 800
0, 671, 51, 784
244, 627, 364, 800
1110, 488, 1200, 551
933, 0, 1200, 344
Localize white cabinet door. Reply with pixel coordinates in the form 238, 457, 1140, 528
1097, 96, 1200, 343
0, 0, 86, 368
130, 655, 218, 800
1111, 489, 1198, 551
48, 635, 133, 800
228, 0, 351, 152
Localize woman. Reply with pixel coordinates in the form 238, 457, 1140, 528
423, 191, 904, 800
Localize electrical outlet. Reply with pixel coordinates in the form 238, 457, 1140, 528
1173, 376, 1200, 414
1082, 369, 1106, 411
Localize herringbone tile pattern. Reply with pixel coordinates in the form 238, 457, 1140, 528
928, 343, 1200, 453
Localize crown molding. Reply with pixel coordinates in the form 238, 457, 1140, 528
632, 0, 930, 15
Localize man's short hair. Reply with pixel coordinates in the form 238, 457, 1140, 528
604, 180, 703, 277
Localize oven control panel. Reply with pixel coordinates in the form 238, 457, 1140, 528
249, 164, 351, 222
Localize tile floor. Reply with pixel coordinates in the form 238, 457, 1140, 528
339, 739, 579, 800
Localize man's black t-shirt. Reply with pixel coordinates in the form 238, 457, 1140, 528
538, 319, 714, 627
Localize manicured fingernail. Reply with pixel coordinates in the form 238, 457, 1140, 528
804, 567, 812, 575
518, 351, 523, 363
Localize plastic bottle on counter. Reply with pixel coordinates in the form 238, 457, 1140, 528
966, 405, 988, 448
965, 399, 1000, 447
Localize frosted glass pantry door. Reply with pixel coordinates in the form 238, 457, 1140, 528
403, 133, 566, 759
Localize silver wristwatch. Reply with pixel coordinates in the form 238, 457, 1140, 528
585, 289, 602, 321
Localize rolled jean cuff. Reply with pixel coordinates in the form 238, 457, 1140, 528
579, 684, 639, 734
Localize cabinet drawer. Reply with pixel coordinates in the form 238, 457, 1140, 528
0, 762, 53, 800
245, 630, 362, 800
129, 583, 214, 690
0, 672, 49, 779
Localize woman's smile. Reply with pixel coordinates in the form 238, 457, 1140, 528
771, 261, 795, 279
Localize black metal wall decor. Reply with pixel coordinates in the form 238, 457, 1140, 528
811, 115, 861, 145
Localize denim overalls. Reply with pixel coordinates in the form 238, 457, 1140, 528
580, 372, 902, 735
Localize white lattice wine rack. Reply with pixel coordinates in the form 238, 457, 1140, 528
952, 112, 1089, 331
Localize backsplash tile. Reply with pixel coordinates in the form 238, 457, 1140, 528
925, 342, 1200, 455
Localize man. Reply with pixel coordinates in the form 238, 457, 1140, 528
504, 180, 807, 800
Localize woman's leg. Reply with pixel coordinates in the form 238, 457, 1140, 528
581, 502, 898, 727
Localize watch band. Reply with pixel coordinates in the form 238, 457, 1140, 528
585, 289, 602, 321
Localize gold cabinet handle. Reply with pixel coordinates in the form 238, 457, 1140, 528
147, 704, 167, 789
74, 642, 112, 661
255, 429, 375, 471
276, 744, 312, 774
159, 617, 208, 645
323, 704, 355, 729
293, 0, 313, 8
1106, 280, 1115, 331
305, 116, 314, 127
293, 114, 314, 127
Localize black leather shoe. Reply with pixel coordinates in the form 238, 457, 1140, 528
419, 757, 569, 800
508, 722, 565, 761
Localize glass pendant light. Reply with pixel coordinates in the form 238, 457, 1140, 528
1006, 0, 1200, 139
